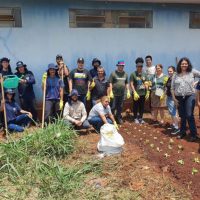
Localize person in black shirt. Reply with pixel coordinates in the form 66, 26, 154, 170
0, 57, 13, 76
166, 66, 179, 135
90, 66, 110, 106
89, 58, 101, 78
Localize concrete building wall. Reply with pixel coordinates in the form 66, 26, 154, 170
0, 0, 200, 100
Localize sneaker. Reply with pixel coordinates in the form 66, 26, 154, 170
134, 119, 140, 124
139, 119, 145, 124
171, 128, 180, 135
117, 118, 123, 125
177, 133, 186, 139
190, 137, 198, 142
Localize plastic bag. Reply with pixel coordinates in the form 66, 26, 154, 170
97, 124, 125, 155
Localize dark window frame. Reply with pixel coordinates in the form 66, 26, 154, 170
69, 9, 153, 28
0, 7, 22, 28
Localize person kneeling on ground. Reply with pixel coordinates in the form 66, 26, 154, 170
0, 89, 32, 132
63, 89, 91, 130
88, 96, 118, 132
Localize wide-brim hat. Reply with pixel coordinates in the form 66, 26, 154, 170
47, 63, 58, 71
5, 88, 15, 94
16, 61, 27, 70
116, 60, 125, 66
69, 89, 80, 97
1, 57, 10, 63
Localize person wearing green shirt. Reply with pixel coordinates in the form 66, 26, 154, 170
130, 57, 149, 124
109, 60, 130, 124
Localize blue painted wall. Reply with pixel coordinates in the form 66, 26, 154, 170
0, 0, 200, 101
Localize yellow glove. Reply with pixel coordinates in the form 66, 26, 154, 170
114, 121, 119, 130
127, 89, 131, 99
59, 100, 64, 110
145, 91, 150, 101
133, 91, 140, 101
42, 72, 47, 84
86, 91, 91, 101
160, 94, 165, 101
110, 90, 114, 99
148, 81, 152, 87
163, 76, 168, 85
90, 79, 95, 89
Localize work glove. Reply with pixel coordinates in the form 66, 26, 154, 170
42, 72, 47, 84
90, 79, 95, 89
114, 121, 119, 130
133, 91, 140, 101
145, 91, 150, 101
127, 89, 131, 99
59, 100, 64, 110
86, 91, 91, 101
110, 90, 114, 99
160, 94, 165, 101
163, 76, 168, 85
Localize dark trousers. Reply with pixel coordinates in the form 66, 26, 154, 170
63, 93, 69, 105
20, 97, 38, 121
111, 95, 124, 120
65, 119, 91, 130
176, 94, 197, 137
89, 116, 113, 132
133, 95, 145, 119
8, 114, 31, 132
44, 100, 60, 123
78, 94, 86, 106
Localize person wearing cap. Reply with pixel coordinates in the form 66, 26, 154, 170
130, 57, 149, 124
88, 96, 118, 132
42, 63, 64, 123
90, 66, 110, 106
69, 58, 92, 105
109, 60, 130, 124
56, 55, 70, 104
15, 61, 38, 122
0, 89, 32, 132
63, 89, 91, 130
0, 57, 13, 76
90, 58, 101, 78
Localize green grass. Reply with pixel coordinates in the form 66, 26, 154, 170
0, 119, 103, 200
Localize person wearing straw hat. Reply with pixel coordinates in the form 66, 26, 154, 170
63, 89, 91, 130
15, 61, 38, 122
0, 88, 32, 132
109, 60, 130, 124
42, 63, 64, 124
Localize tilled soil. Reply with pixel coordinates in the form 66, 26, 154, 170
120, 114, 200, 200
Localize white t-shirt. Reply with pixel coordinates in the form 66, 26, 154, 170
145, 65, 156, 76
88, 102, 111, 120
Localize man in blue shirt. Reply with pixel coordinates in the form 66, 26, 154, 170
89, 58, 101, 78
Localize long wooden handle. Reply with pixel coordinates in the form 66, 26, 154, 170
41, 80, 46, 129
0, 75, 8, 134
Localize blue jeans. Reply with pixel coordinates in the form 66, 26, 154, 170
176, 94, 197, 137
8, 114, 31, 132
166, 96, 177, 117
45, 100, 60, 123
111, 95, 124, 120
88, 116, 113, 132
65, 119, 91, 130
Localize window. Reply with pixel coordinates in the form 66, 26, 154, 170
0, 7, 22, 27
69, 9, 153, 28
189, 12, 200, 29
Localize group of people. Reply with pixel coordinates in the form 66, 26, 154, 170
0, 55, 200, 142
